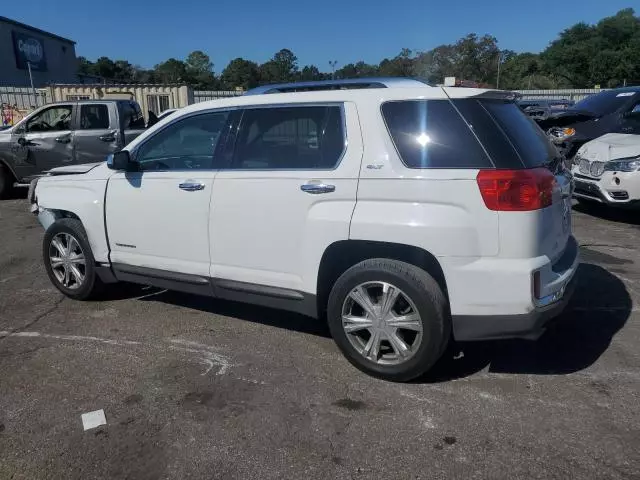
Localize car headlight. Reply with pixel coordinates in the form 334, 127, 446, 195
604, 157, 640, 172
548, 127, 576, 142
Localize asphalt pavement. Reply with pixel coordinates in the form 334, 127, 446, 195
0, 197, 639, 479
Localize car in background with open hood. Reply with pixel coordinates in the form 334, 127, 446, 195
537, 87, 640, 160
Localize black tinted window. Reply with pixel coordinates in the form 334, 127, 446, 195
232, 106, 344, 170
480, 100, 557, 167
136, 112, 229, 171
79, 104, 109, 130
381, 100, 491, 169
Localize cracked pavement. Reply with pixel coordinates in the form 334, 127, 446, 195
0, 198, 639, 479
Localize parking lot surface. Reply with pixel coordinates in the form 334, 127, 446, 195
1, 197, 639, 479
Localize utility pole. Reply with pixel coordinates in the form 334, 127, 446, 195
329, 60, 338, 80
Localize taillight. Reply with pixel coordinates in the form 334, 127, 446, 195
476, 168, 556, 211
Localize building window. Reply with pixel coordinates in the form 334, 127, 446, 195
67, 95, 91, 101
147, 94, 170, 115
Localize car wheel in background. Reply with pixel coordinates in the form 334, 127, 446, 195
42, 218, 104, 300
327, 258, 449, 382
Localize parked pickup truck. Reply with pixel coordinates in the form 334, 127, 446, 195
0, 99, 146, 198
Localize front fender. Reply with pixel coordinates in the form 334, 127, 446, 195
35, 179, 109, 263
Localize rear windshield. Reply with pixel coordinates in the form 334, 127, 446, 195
453, 99, 557, 168
570, 90, 637, 116
381, 100, 492, 169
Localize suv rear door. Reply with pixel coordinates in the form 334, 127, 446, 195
73, 103, 117, 164
209, 103, 362, 297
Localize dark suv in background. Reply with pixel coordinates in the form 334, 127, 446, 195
537, 86, 640, 160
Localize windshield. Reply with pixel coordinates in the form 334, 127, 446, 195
570, 90, 637, 116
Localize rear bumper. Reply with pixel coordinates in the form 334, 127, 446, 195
452, 272, 577, 341
447, 235, 579, 341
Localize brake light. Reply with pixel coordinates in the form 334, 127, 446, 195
476, 168, 556, 211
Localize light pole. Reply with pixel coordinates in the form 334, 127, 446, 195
27, 62, 37, 106
329, 60, 338, 80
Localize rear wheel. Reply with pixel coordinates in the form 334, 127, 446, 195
43, 218, 104, 300
327, 259, 449, 382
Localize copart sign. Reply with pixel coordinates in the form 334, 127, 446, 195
12, 31, 47, 71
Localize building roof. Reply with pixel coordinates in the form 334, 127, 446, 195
0, 16, 75, 44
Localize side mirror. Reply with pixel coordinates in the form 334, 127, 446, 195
107, 150, 134, 171
17, 137, 27, 146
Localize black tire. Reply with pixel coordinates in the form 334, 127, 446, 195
327, 258, 449, 382
43, 218, 104, 300
0, 164, 12, 199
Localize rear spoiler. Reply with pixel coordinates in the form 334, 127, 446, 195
440, 87, 520, 102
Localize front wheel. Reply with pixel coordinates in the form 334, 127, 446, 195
327, 259, 449, 382
43, 218, 104, 300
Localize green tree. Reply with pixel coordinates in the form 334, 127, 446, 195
378, 48, 415, 77
153, 58, 188, 84
220, 58, 261, 89
542, 8, 640, 87
335, 61, 378, 79
185, 50, 217, 89
260, 49, 299, 83
298, 65, 325, 81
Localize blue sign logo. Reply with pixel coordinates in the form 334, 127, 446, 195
12, 31, 47, 72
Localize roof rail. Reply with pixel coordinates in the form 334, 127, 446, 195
244, 77, 431, 95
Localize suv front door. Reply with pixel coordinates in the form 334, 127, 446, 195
105, 110, 231, 278
210, 103, 362, 296
17, 104, 75, 172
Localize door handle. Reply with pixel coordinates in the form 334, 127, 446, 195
99, 130, 117, 142
179, 181, 205, 192
55, 135, 71, 144
301, 183, 335, 194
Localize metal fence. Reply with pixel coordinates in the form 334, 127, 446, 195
515, 88, 604, 102
0, 86, 52, 127
193, 90, 244, 103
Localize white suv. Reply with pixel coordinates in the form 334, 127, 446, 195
29, 78, 578, 381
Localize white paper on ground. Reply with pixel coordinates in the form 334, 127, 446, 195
81, 409, 107, 431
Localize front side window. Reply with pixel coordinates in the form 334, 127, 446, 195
27, 106, 73, 133
231, 105, 344, 170
79, 104, 110, 130
136, 111, 229, 171
381, 100, 491, 169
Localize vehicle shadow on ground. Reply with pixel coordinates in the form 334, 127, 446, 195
120, 263, 629, 381
135, 288, 331, 337
573, 201, 640, 226
1, 188, 27, 200
421, 263, 631, 383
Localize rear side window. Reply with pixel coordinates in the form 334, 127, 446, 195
79, 104, 109, 130
381, 100, 491, 169
232, 106, 344, 170
481, 101, 557, 167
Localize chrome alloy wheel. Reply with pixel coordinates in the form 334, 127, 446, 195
341, 282, 423, 365
49, 233, 86, 290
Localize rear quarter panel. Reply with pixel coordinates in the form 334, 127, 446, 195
349, 92, 499, 259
